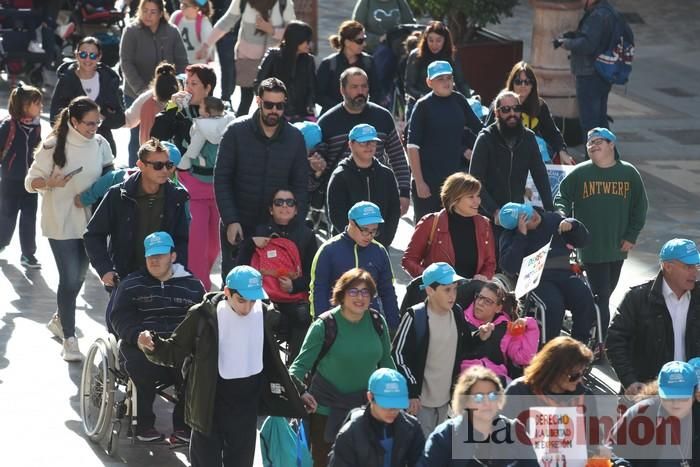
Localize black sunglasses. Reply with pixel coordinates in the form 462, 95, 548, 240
567, 367, 590, 382
273, 198, 297, 207
498, 105, 522, 114
78, 51, 99, 60
142, 160, 175, 171
513, 78, 533, 86
351, 36, 366, 45
262, 100, 286, 111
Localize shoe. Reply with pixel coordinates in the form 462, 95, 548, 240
28, 40, 45, 54
170, 429, 191, 444
47, 313, 64, 339
61, 337, 82, 362
55, 22, 75, 40
20, 255, 41, 269
136, 427, 164, 442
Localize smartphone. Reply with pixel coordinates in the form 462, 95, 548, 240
64, 166, 83, 179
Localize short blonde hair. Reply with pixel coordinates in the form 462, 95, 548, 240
451, 366, 504, 414
440, 172, 481, 212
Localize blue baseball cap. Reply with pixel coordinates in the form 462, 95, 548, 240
427, 60, 453, 80
659, 238, 700, 265
348, 201, 384, 226
587, 127, 616, 143
225, 265, 268, 300
498, 202, 534, 230
292, 121, 322, 151
161, 141, 182, 166
658, 361, 696, 399
422, 262, 465, 288
687, 357, 700, 386
144, 231, 174, 257
368, 368, 409, 409
348, 123, 381, 143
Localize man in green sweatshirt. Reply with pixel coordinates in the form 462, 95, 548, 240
554, 128, 648, 338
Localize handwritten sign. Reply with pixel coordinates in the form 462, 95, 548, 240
514, 238, 552, 299
526, 164, 575, 207
528, 406, 587, 467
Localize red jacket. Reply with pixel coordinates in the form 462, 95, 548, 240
401, 209, 496, 278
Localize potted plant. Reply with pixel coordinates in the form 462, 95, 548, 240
407, 0, 523, 104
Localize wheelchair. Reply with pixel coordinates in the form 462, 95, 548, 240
80, 334, 180, 456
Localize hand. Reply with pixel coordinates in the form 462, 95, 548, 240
255, 15, 274, 35
558, 150, 575, 165
415, 180, 431, 199
399, 197, 410, 216
301, 392, 318, 413
137, 330, 155, 352
624, 381, 645, 397
195, 43, 210, 60
473, 274, 488, 282
620, 240, 635, 252
493, 209, 501, 226
252, 236, 270, 248
478, 322, 495, 341
463, 148, 472, 161
308, 153, 326, 173
512, 318, 527, 328
101, 271, 118, 287
278, 276, 293, 293
517, 214, 528, 235
226, 223, 243, 245
171, 90, 192, 109
74, 194, 84, 208
552, 38, 564, 50
46, 172, 70, 188
558, 220, 573, 234
408, 398, 421, 416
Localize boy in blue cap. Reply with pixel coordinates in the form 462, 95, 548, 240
608, 238, 700, 397
329, 368, 424, 466
326, 123, 401, 247
138, 265, 305, 466
392, 262, 470, 436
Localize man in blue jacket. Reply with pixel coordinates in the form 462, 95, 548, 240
310, 201, 399, 330
110, 232, 205, 443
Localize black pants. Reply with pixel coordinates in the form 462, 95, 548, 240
190, 373, 262, 467
238, 87, 254, 117
584, 260, 624, 340
119, 343, 186, 432
411, 181, 442, 223
0, 179, 37, 256
274, 301, 312, 363
532, 273, 596, 342
216, 31, 237, 105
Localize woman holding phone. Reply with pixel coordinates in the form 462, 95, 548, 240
25, 97, 114, 362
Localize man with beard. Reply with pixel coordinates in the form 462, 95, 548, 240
407, 61, 483, 222
317, 68, 410, 218
469, 90, 553, 234
215, 78, 309, 280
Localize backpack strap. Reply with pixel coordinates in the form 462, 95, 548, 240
311, 310, 337, 375
1, 118, 16, 163
410, 303, 428, 343
195, 12, 203, 43
172, 10, 183, 26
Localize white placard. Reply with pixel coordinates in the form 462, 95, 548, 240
528, 406, 588, 467
514, 238, 552, 299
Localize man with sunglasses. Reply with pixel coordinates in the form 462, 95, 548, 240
85, 138, 190, 290
326, 123, 401, 248
215, 77, 308, 282
310, 201, 400, 330
469, 90, 553, 235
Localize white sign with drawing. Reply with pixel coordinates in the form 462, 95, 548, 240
526, 164, 575, 207
514, 238, 552, 299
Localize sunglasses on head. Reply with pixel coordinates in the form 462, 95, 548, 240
142, 160, 175, 171
498, 105, 522, 114
513, 78, 533, 86
273, 198, 297, 207
262, 100, 286, 111
567, 368, 590, 382
350, 36, 366, 45
468, 392, 500, 404
78, 51, 99, 60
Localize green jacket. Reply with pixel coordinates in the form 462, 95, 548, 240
144, 292, 306, 435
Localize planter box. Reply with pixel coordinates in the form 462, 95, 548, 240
455, 29, 523, 105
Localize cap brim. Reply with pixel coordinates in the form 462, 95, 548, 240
439, 273, 466, 284
678, 251, 700, 265
351, 136, 382, 143
659, 386, 695, 399
238, 287, 268, 300
374, 395, 409, 409
145, 246, 172, 257
354, 216, 384, 226
429, 71, 452, 80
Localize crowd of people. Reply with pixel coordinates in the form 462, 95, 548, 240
0, 0, 698, 466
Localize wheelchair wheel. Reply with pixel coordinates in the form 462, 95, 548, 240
80, 338, 115, 442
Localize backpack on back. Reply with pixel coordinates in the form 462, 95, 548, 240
172, 10, 204, 42
251, 236, 308, 303
594, 4, 635, 85
259, 416, 312, 467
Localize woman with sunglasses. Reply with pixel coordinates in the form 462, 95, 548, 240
316, 20, 382, 115
486, 61, 574, 165
289, 268, 394, 467
50, 36, 125, 157
461, 281, 539, 384
26, 97, 114, 362
422, 366, 538, 466
236, 188, 318, 361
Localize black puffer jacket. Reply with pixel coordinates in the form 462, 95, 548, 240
468, 122, 554, 218
607, 272, 700, 389
329, 405, 424, 467
214, 109, 309, 233
50, 61, 125, 154
326, 156, 400, 248
255, 47, 317, 118
150, 103, 200, 155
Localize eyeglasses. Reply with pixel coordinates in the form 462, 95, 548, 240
262, 100, 286, 111
78, 51, 99, 60
347, 287, 372, 298
468, 392, 500, 404
273, 198, 297, 207
586, 138, 608, 147
80, 119, 102, 128
513, 78, 533, 86
567, 368, 590, 382
350, 36, 366, 45
475, 294, 498, 306
142, 160, 175, 171
497, 105, 522, 114
353, 221, 379, 237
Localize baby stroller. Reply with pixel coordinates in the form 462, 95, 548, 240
0, 1, 52, 85
61, 0, 125, 67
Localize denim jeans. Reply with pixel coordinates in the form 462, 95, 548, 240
124, 94, 140, 167
48, 238, 89, 338
575, 73, 612, 137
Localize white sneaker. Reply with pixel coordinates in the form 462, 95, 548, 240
62, 337, 82, 362
47, 313, 64, 339
28, 40, 45, 54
